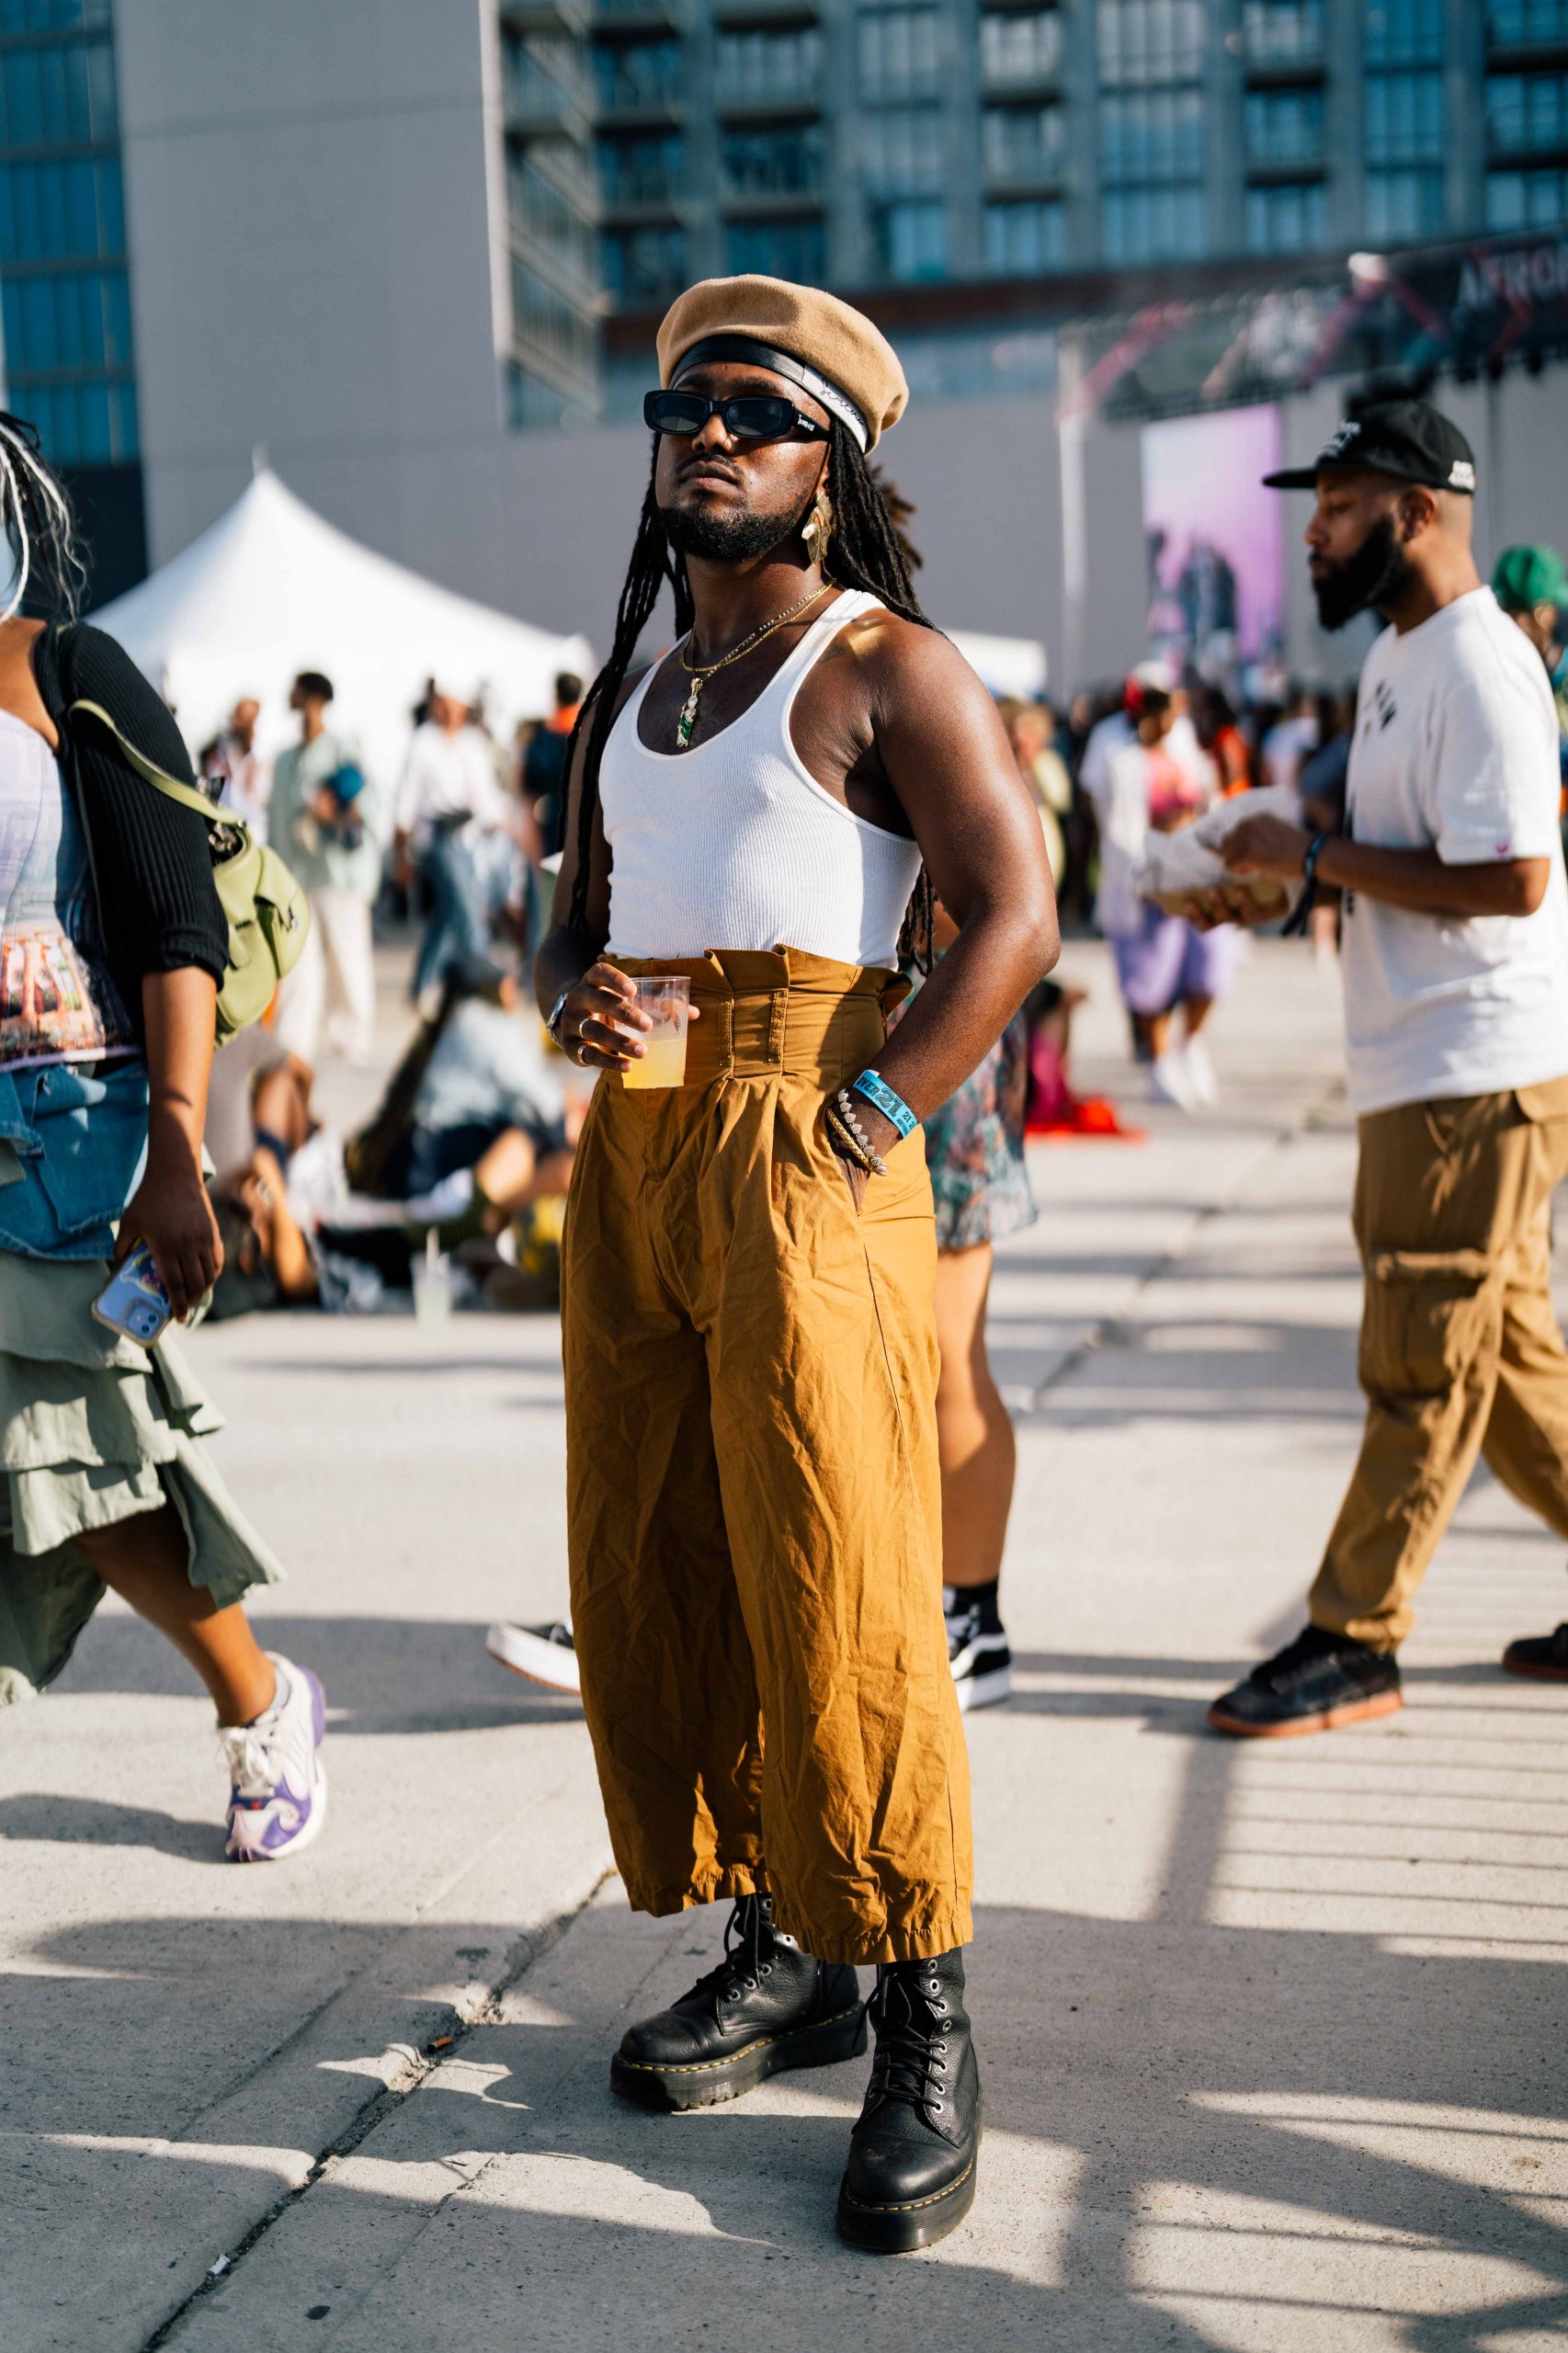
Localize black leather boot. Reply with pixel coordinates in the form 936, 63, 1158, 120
835, 1949, 982, 2254
611, 1893, 866, 2112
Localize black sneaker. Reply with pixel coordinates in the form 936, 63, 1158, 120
835, 1949, 982, 2255
1208, 1624, 1402, 1739
610, 1893, 865, 2112
1502, 1622, 1568, 1681
485, 1619, 579, 1696
944, 1586, 1012, 1713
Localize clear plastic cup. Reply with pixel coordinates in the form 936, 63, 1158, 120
413, 1231, 453, 1324
620, 975, 690, 1090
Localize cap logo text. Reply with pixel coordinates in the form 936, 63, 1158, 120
1322, 421, 1361, 457
1449, 460, 1476, 490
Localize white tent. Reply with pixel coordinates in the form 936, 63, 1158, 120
947, 630, 1049, 702
93, 468, 594, 807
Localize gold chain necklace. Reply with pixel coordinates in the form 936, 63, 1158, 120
674, 581, 834, 750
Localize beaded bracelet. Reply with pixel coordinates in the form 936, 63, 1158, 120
826, 1101, 884, 1177
851, 1068, 918, 1139
834, 1088, 890, 1176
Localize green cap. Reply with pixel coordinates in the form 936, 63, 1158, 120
1492, 544, 1568, 615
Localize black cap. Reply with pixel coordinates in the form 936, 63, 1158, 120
1264, 398, 1476, 495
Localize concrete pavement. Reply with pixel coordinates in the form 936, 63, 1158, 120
3, 939, 1566, 2350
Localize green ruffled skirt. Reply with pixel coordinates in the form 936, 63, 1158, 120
0, 1249, 283, 1705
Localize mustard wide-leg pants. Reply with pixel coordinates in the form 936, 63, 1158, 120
562, 949, 973, 1966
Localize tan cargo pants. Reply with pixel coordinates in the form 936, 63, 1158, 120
1312, 1075, 1568, 1650
561, 948, 972, 1967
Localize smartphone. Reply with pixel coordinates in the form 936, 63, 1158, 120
93, 1241, 174, 1347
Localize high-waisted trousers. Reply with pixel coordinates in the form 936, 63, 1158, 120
562, 948, 973, 1966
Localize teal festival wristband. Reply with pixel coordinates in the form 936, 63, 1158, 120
852, 1068, 917, 1138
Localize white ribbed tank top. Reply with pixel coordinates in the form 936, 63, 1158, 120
602, 586, 922, 967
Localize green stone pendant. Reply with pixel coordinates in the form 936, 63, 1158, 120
676, 684, 700, 750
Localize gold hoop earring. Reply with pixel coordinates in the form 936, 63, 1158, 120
801, 485, 833, 571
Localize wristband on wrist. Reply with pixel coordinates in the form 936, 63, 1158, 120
1301, 831, 1331, 891
850, 1068, 917, 1139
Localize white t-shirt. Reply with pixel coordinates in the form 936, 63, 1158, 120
1341, 586, 1568, 1115
1261, 711, 1318, 796
393, 722, 512, 850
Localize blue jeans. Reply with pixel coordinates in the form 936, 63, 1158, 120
413, 823, 491, 998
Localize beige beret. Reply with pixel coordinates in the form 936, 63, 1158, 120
656, 275, 908, 449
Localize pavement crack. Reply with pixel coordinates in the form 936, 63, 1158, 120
137, 1869, 614, 2353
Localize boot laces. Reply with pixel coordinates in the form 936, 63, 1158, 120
685, 1893, 775, 2003
866, 1968, 949, 2115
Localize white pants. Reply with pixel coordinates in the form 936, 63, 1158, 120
273, 885, 376, 1066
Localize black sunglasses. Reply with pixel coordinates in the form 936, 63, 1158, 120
643, 389, 830, 444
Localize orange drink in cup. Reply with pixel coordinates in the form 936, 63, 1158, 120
621, 975, 690, 1089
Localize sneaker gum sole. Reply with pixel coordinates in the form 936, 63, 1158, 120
1502, 1653, 1568, 1681
610, 2000, 868, 2112
485, 1631, 580, 1696
835, 2151, 979, 2256
1206, 1687, 1403, 1740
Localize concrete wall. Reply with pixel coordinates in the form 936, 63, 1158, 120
114, 0, 504, 568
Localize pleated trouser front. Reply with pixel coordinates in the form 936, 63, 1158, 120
562, 948, 973, 1965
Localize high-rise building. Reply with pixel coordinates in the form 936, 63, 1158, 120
3, 1, 1562, 677
0, 0, 145, 597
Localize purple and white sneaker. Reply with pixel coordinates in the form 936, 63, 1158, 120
222, 1653, 327, 1861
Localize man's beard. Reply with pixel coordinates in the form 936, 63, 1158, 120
1312, 515, 1411, 632
657, 495, 797, 563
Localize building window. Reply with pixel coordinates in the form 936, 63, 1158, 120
0, 1, 136, 469
0, 1, 113, 32
722, 120, 823, 198
597, 131, 683, 205
1486, 166, 1568, 228
510, 256, 594, 378
861, 105, 944, 193
594, 37, 683, 110
1244, 87, 1323, 167
724, 215, 826, 278
979, 9, 1062, 85
858, 8, 940, 100
867, 195, 947, 279
1100, 88, 1205, 185
1365, 167, 1444, 238
715, 28, 822, 104
983, 102, 1063, 183
1242, 1, 1323, 65
1487, 73, 1568, 158
1365, 69, 1443, 165
506, 153, 595, 285
1488, 0, 1568, 41
983, 195, 1064, 270
1102, 183, 1205, 258
600, 223, 687, 302
1364, 0, 1444, 65
1244, 179, 1326, 252
505, 360, 574, 431
1096, 0, 1206, 86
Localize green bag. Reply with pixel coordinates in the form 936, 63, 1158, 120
67, 696, 311, 1045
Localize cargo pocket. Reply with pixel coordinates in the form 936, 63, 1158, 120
1359, 1245, 1500, 1405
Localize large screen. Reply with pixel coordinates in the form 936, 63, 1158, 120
1141, 403, 1286, 681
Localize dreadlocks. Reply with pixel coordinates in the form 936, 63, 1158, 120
563, 424, 937, 969
0, 411, 85, 622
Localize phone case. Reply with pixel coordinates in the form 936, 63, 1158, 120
93, 1244, 173, 1347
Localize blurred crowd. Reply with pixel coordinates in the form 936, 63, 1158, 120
184, 536, 1568, 1320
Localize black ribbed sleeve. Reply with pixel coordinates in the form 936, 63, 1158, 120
35, 622, 229, 1016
